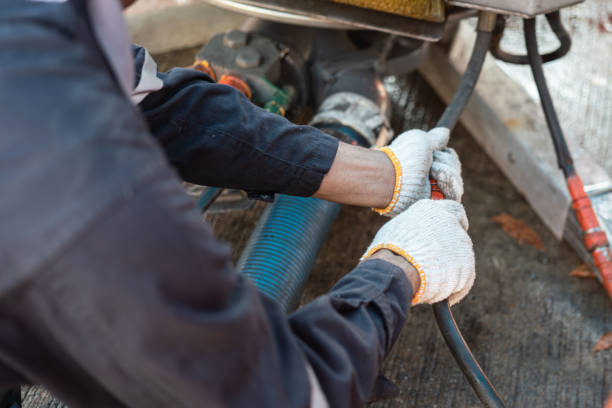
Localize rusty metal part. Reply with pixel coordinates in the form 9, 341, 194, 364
329, 0, 445, 22
202, 0, 446, 41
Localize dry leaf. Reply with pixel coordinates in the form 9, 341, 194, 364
491, 213, 545, 251
569, 264, 596, 279
594, 332, 612, 352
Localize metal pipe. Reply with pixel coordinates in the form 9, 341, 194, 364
197, 187, 224, 213
491, 11, 571, 65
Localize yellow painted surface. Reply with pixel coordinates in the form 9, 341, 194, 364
330, 0, 445, 22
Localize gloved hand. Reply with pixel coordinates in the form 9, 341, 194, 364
363, 199, 475, 305
373, 127, 463, 217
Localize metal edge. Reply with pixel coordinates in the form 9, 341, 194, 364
204, 0, 354, 29
202, 0, 446, 41
446, 0, 584, 17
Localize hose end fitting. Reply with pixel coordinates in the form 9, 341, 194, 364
477, 11, 498, 33
310, 92, 393, 147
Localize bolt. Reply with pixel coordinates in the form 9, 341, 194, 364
236, 48, 262, 69
224, 30, 248, 48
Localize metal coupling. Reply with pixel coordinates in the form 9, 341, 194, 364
477, 10, 497, 32
310, 92, 393, 147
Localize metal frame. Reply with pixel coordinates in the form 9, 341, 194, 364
447, 0, 583, 17
201, 0, 446, 41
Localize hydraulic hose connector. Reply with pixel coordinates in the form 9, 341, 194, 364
567, 175, 612, 296
218, 74, 252, 100
310, 92, 393, 147
191, 59, 217, 81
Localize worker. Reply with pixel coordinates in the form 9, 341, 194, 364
0, 1, 475, 407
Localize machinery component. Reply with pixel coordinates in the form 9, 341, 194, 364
218, 74, 252, 99
524, 16, 612, 301
310, 92, 393, 146
191, 59, 217, 81
197, 187, 224, 213
203, 0, 446, 41
309, 29, 425, 107
263, 85, 292, 116
197, 188, 255, 213
330, 0, 445, 22
491, 11, 571, 65
197, 30, 288, 104
447, 0, 583, 17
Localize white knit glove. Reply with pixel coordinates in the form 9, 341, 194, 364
363, 199, 475, 305
373, 127, 463, 217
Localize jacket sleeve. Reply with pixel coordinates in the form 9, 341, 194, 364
132, 45, 339, 197
288, 259, 412, 406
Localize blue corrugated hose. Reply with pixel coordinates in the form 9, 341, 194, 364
237, 194, 341, 311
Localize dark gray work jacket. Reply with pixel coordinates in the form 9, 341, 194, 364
0, 1, 413, 407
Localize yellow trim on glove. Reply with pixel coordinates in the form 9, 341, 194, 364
363, 243, 426, 305
373, 147, 402, 216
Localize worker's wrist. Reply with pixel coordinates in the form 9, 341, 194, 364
367, 249, 420, 296
371, 147, 400, 214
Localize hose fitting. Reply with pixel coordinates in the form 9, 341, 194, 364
310, 92, 393, 147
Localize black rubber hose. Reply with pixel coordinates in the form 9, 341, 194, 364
433, 27, 506, 408
491, 11, 571, 65
434, 302, 506, 407
437, 29, 493, 130
524, 17, 575, 177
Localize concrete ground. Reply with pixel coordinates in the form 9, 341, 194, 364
21, 2, 611, 407
202, 72, 612, 407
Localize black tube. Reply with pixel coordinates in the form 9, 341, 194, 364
491, 12, 571, 65
524, 17, 574, 177
433, 26, 506, 408
437, 29, 492, 130
434, 301, 506, 407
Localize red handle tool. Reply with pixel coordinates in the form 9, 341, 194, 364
430, 177, 445, 201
